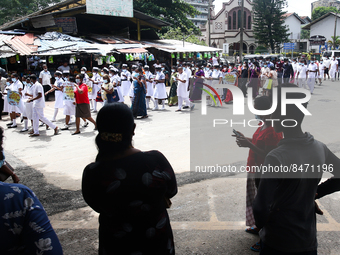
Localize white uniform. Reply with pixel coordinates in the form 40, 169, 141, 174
113, 74, 124, 103
177, 72, 192, 111
31, 81, 56, 135
330, 59, 338, 80
153, 72, 167, 99
129, 72, 136, 98
319, 63, 325, 79
297, 65, 308, 89
23, 83, 33, 120
54, 78, 64, 109
210, 69, 223, 96
121, 70, 131, 96
307, 63, 317, 93
144, 71, 154, 97
90, 73, 101, 100
39, 70, 52, 86
3, 82, 10, 113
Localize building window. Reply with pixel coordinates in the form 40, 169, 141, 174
248, 16, 251, 29
244, 11, 247, 29
233, 11, 236, 29
238, 10, 241, 29
228, 16, 231, 30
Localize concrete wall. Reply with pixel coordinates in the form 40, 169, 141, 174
310, 14, 340, 41
284, 15, 302, 40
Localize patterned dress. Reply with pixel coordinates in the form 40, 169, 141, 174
0, 182, 63, 254
82, 150, 177, 255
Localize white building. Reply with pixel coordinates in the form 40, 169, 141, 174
183, 0, 214, 27
303, 12, 340, 51
200, 0, 257, 55
283, 13, 309, 52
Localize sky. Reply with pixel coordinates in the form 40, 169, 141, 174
213, 0, 315, 17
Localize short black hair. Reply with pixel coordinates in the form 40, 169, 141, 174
30, 74, 37, 81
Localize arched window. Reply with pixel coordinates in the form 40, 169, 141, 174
233, 11, 236, 29
244, 11, 247, 29
248, 16, 251, 29
228, 16, 231, 30
237, 10, 241, 29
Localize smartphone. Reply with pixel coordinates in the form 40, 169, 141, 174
233, 129, 241, 137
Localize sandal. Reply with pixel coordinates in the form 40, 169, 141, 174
245, 227, 259, 235
72, 131, 81, 135
141, 115, 148, 119
29, 134, 40, 137
250, 241, 261, 252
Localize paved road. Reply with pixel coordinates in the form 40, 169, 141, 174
2, 80, 340, 254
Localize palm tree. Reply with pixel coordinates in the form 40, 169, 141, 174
328, 36, 340, 50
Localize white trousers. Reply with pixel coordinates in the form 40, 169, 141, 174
307, 78, 315, 94
178, 96, 191, 110
33, 107, 56, 135
330, 68, 337, 79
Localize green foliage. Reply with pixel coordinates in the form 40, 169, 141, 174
160, 27, 206, 45
327, 36, 340, 49
133, 0, 200, 34
255, 45, 268, 54
0, 0, 62, 26
312, 6, 338, 21
300, 27, 310, 39
252, 0, 290, 53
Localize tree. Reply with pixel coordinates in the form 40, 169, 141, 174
0, 0, 62, 26
327, 36, 340, 49
133, 0, 200, 34
312, 6, 338, 21
300, 27, 310, 39
160, 27, 206, 45
252, 0, 290, 53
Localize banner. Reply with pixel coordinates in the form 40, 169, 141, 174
86, 0, 133, 18
7, 91, 20, 106
63, 82, 75, 101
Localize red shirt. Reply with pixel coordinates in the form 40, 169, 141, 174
74, 83, 89, 104
246, 126, 283, 167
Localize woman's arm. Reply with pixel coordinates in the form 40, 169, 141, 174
0, 163, 19, 183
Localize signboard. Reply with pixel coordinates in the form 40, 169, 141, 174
7, 91, 20, 106
283, 43, 295, 50
223, 73, 237, 85
223, 43, 229, 54
309, 35, 326, 46
63, 82, 75, 101
32, 14, 55, 28
86, 0, 133, 18
46, 18, 77, 34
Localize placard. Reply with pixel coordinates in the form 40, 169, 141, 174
63, 82, 75, 101
7, 91, 20, 106
223, 73, 237, 85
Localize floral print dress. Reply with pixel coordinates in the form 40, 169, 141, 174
0, 182, 63, 255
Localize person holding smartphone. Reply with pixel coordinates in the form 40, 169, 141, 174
233, 96, 282, 252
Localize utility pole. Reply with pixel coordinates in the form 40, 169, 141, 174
334, 10, 338, 50
208, 0, 211, 47
239, 0, 244, 63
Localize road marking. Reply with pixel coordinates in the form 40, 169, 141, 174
50, 201, 340, 231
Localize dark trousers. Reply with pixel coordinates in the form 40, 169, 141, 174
277, 72, 283, 85
43, 85, 51, 101
0, 93, 3, 118
260, 242, 317, 255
